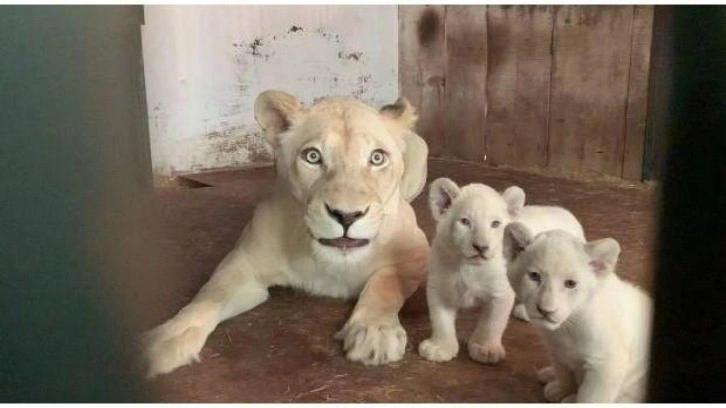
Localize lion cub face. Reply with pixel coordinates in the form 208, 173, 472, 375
504, 223, 621, 330
254, 91, 428, 260
428, 178, 525, 264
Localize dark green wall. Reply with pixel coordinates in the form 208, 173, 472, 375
0, 6, 150, 401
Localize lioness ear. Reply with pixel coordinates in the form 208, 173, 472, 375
584, 238, 621, 276
503, 222, 534, 262
381, 97, 427, 201
380, 97, 418, 130
254, 90, 303, 146
502, 186, 526, 218
428, 178, 460, 221
400, 131, 429, 201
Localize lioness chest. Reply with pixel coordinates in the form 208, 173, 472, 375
284, 254, 374, 299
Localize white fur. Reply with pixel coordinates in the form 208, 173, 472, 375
504, 224, 652, 403
418, 179, 517, 364
510, 203, 586, 322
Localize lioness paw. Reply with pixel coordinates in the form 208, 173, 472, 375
418, 338, 459, 362
544, 380, 571, 403
335, 320, 407, 365
142, 323, 208, 378
468, 340, 506, 365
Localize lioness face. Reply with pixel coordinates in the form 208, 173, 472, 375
504, 225, 621, 330
429, 179, 525, 264
287, 103, 405, 258
254, 91, 428, 261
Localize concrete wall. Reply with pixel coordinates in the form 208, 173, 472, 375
142, 5, 398, 176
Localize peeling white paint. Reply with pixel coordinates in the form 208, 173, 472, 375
142, 5, 399, 176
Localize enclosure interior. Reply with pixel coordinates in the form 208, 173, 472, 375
138, 5, 660, 402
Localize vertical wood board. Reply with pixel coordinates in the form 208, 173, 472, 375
444, 5, 488, 161
399, 6, 447, 156
485, 5, 554, 169
622, 5, 654, 180
547, 5, 635, 176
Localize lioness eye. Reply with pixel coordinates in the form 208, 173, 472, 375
369, 149, 388, 166
459, 218, 471, 226
491, 220, 501, 228
302, 147, 322, 164
528, 271, 541, 283
564, 279, 578, 289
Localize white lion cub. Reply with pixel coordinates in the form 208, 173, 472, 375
418, 178, 583, 364
504, 223, 652, 403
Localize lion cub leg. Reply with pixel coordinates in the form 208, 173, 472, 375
511, 302, 531, 322
467, 286, 515, 364
542, 361, 578, 402
418, 289, 460, 362
142, 250, 270, 378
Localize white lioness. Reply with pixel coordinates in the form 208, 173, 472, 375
142, 90, 430, 378
418, 178, 584, 364
504, 224, 652, 403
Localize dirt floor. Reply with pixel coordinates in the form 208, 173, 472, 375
140, 158, 658, 402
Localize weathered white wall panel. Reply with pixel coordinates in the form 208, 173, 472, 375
142, 6, 398, 176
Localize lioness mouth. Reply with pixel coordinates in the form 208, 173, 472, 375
318, 237, 370, 249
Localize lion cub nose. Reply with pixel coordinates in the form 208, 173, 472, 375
537, 304, 556, 317
325, 204, 368, 230
472, 244, 489, 254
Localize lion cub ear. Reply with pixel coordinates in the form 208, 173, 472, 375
502, 186, 526, 218
584, 238, 621, 277
429, 178, 460, 221
254, 90, 304, 146
503, 222, 534, 262
380, 97, 418, 130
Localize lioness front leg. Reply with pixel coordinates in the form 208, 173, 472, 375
335, 259, 422, 365
468, 287, 515, 364
143, 249, 269, 378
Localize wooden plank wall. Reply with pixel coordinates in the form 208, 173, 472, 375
398, 5, 654, 181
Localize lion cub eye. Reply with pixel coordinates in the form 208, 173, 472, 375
369, 149, 388, 166
301, 147, 322, 165
459, 218, 471, 227
564, 279, 578, 289
528, 271, 541, 283
491, 220, 501, 228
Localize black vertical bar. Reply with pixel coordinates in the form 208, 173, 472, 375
647, 5, 726, 402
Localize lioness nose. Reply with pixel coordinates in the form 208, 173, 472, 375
473, 244, 488, 254
325, 204, 368, 230
537, 304, 556, 317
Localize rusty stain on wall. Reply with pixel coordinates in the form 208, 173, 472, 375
205, 126, 273, 166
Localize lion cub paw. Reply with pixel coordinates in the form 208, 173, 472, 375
537, 366, 556, 384
544, 380, 571, 403
561, 394, 577, 403
335, 320, 406, 365
418, 338, 459, 362
468, 340, 506, 364
512, 303, 531, 322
